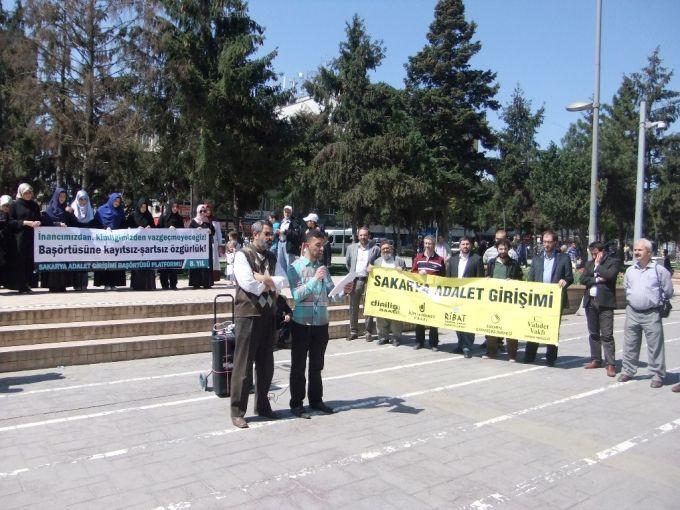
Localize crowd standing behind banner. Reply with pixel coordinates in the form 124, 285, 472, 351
0, 184, 223, 293
1, 185, 678, 397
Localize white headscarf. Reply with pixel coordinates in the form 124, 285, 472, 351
193, 204, 208, 224
71, 189, 95, 223
0, 195, 11, 207
16, 183, 33, 200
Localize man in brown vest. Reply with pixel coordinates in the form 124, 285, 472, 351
231, 220, 278, 428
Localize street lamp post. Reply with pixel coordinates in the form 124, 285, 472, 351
634, 101, 648, 242
633, 100, 667, 241
566, 0, 602, 251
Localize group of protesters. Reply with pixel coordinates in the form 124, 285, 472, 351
229, 213, 677, 428
0, 184, 226, 293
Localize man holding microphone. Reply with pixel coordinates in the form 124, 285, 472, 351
287, 230, 353, 418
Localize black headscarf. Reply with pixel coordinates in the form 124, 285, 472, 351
158, 199, 184, 229
128, 198, 155, 228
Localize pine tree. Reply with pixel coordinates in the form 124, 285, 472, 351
495, 85, 544, 232
304, 15, 429, 230
405, 0, 499, 231
0, 1, 42, 193
147, 0, 291, 221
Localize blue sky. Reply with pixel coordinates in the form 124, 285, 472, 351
248, 0, 680, 148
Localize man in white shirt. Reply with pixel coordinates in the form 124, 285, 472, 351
345, 226, 380, 341
371, 240, 407, 346
482, 229, 518, 265
435, 234, 450, 261
231, 220, 278, 428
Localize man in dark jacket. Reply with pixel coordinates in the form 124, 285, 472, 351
525, 230, 574, 366
581, 241, 620, 377
446, 236, 484, 357
485, 239, 523, 360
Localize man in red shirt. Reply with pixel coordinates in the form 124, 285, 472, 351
411, 235, 446, 351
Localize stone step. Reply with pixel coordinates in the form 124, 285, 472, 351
0, 296, 351, 326
0, 306, 362, 347
0, 318, 415, 372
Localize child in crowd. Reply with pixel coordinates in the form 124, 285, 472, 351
224, 240, 238, 287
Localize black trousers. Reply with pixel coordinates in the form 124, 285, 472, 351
230, 316, 275, 418
159, 269, 178, 289
524, 342, 558, 364
415, 325, 439, 347
289, 321, 329, 409
585, 299, 615, 366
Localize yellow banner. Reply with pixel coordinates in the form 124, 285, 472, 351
364, 268, 563, 345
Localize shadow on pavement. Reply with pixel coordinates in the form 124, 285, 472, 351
326, 395, 424, 415
0, 372, 65, 393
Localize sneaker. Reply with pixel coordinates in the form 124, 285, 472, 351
391, 337, 400, 347
431, 346, 439, 352
413, 344, 423, 350
463, 348, 472, 359
347, 333, 358, 341
365, 332, 373, 342
377, 338, 388, 345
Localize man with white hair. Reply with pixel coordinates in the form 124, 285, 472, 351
618, 238, 674, 388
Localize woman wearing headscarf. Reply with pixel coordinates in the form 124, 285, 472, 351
157, 199, 184, 289
204, 202, 223, 283
126, 197, 156, 291
40, 187, 77, 292
188, 204, 215, 289
70, 190, 97, 291
0, 195, 22, 288
93, 192, 127, 290
7, 183, 42, 293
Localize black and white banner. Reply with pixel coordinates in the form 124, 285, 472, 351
34, 227, 210, 271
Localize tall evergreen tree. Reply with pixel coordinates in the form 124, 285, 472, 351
26, 0, 140, 195
0, 1, 42, 193
149, 0, 291, 221
404, 0, 499, 231
494, 85, 544, 232
304, 15, 428, 230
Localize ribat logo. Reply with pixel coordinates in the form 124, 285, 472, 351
419, 302, 426, 313
491, 313, 501, 324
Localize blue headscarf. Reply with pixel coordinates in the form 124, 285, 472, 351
95, 192, 125, 228
44, 187, 69, 223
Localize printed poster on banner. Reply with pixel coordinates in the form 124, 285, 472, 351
364, 267, 563, 345
34, 227, 210, 271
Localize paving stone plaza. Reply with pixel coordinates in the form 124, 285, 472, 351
1, 283, 679, 509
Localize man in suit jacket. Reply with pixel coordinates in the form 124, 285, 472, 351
345, 226, 381, 341
525, 230, 574, 366
581, 241, 620, 377
446, 236, 484, 358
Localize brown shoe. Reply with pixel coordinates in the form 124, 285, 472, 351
231, 416, 249, 428
606, 365, 616, 377
618, 373, 633, 382
583, 360, 602, 369
672, 383, 680, 393
650, 380, 663, 389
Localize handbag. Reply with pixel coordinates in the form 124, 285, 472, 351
655, 265, 672, 318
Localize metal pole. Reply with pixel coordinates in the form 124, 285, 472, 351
589, 0, 602, 247
634, 100, 647, 241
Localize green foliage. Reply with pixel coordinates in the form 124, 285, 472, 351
303, 15, 429, 230
494, 86, 544, 231
0, 1, 43, 194
405, 0, 499, 230
649, 134, 680, 242
146, 0, 291, 216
